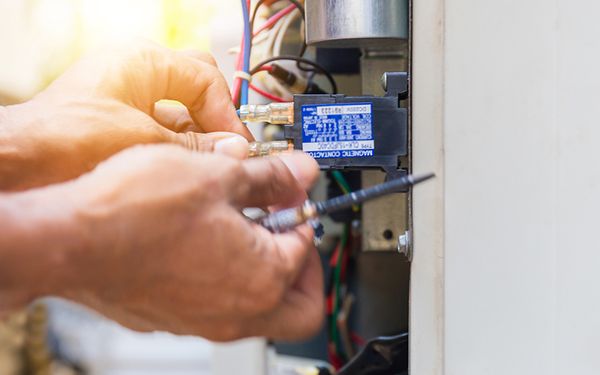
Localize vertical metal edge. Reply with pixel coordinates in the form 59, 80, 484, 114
407, 0, 414, 262
410, 0, 446, 372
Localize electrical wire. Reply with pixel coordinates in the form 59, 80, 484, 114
234, 0, 331, 107
251, 55, 338, 93
253, 3, 297, 36
272, 6, 302, 57
328, 225, 349, 368
231, 40, 244, 105
253, 4, 300, 97
250, 9, 291, 98
240, 0, 252, 106
256, 65, 274, 73
331, 171, 359, 212
234, 0, 300, 105
249, 83, 288, 102
250, 0, 305, 32
350, 332, 366, 347
251, 0, 306, 58
232, 0, 252, 105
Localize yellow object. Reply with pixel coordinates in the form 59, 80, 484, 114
248, 140, 293, 157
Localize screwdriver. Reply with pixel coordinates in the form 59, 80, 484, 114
257, 172, 435, 232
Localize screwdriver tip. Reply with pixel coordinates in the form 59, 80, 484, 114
410, 173, 436, 185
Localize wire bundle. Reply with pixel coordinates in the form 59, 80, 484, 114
232, 0, 336, 106
326, 225, 365, 370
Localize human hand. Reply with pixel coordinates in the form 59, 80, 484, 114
36, 145, 323, 341
1, 41, 251, 191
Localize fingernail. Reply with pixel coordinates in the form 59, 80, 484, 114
214, 136, 249, 159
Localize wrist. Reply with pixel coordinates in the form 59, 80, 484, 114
0, 181, 86, 313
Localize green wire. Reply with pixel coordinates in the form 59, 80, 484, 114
331, 171, 359, 212
331, 170, 352, 193
331, 224, 349, 359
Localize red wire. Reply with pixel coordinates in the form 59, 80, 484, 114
329, 245, 340, 267
257, 65, 273, 73
351, 332, 367, 346
341, 244, 350, 281
253, 3, 297, 36
249, 83, 287, 102
328, 344, 344, 370
233, 1, 296, 105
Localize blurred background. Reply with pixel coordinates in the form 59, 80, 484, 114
0, 0, 242, 104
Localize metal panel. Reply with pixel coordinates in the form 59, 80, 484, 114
360, 53, 409, 252
412, 0, 600, 374
410, 0, 446, 373
305, 0, 409, 48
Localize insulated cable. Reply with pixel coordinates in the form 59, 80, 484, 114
239, 0, 252, 106
251, 55, 338, 94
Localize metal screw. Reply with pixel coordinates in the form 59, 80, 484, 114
397, 230, 411, 259
381, 72, 389, 92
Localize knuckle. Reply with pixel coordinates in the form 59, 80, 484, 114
183, 132, 215, 152
173, 112, 195, 132
200, 52, 218, 67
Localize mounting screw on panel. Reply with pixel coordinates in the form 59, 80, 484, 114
381, 72, 409, 99
381, 73, 389, 92
397, 230, 412, 260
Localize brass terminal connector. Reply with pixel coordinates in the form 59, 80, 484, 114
248, 140, 294, 158
239, 102, 294, 124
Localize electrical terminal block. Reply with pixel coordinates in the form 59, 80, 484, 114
239, 102, 294, 124
248, 140, 294, 157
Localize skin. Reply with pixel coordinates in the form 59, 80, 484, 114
0, 43, 324, 341
0, 41, 253, 191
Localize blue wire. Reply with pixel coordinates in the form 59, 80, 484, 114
240, 0, 251, 106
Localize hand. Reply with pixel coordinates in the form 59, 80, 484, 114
1, 41, 252, 191
28, 146, 323, 341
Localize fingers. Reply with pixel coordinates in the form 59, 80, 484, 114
230, 152, 317, 208
231, 222, 314, 317
245, 246, 325, 341
148, 46, 253, 140
277, 153, 320, 192
159, 128, 249, 159
270, 224, 316, 288
153, 102, 201, 133
181, 50, 218, 67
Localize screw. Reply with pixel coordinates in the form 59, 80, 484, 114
397, 230, 411, 258
381, 72, 389, 92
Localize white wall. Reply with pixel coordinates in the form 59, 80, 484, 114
412, 1, 600, 374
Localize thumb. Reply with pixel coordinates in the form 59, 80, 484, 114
162, 130, 249, 159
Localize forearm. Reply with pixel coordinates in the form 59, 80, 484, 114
0, 184, 83, 316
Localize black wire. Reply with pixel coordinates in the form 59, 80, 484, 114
251, 55, 338, 94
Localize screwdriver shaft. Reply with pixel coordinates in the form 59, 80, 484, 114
258, 173, 435, 232
316, 173, 434, 215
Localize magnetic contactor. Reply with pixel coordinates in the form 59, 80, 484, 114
239, 72, 409, 179
285, 72, 408, 179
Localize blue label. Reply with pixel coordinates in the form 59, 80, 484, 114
301, 103, 374, 159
